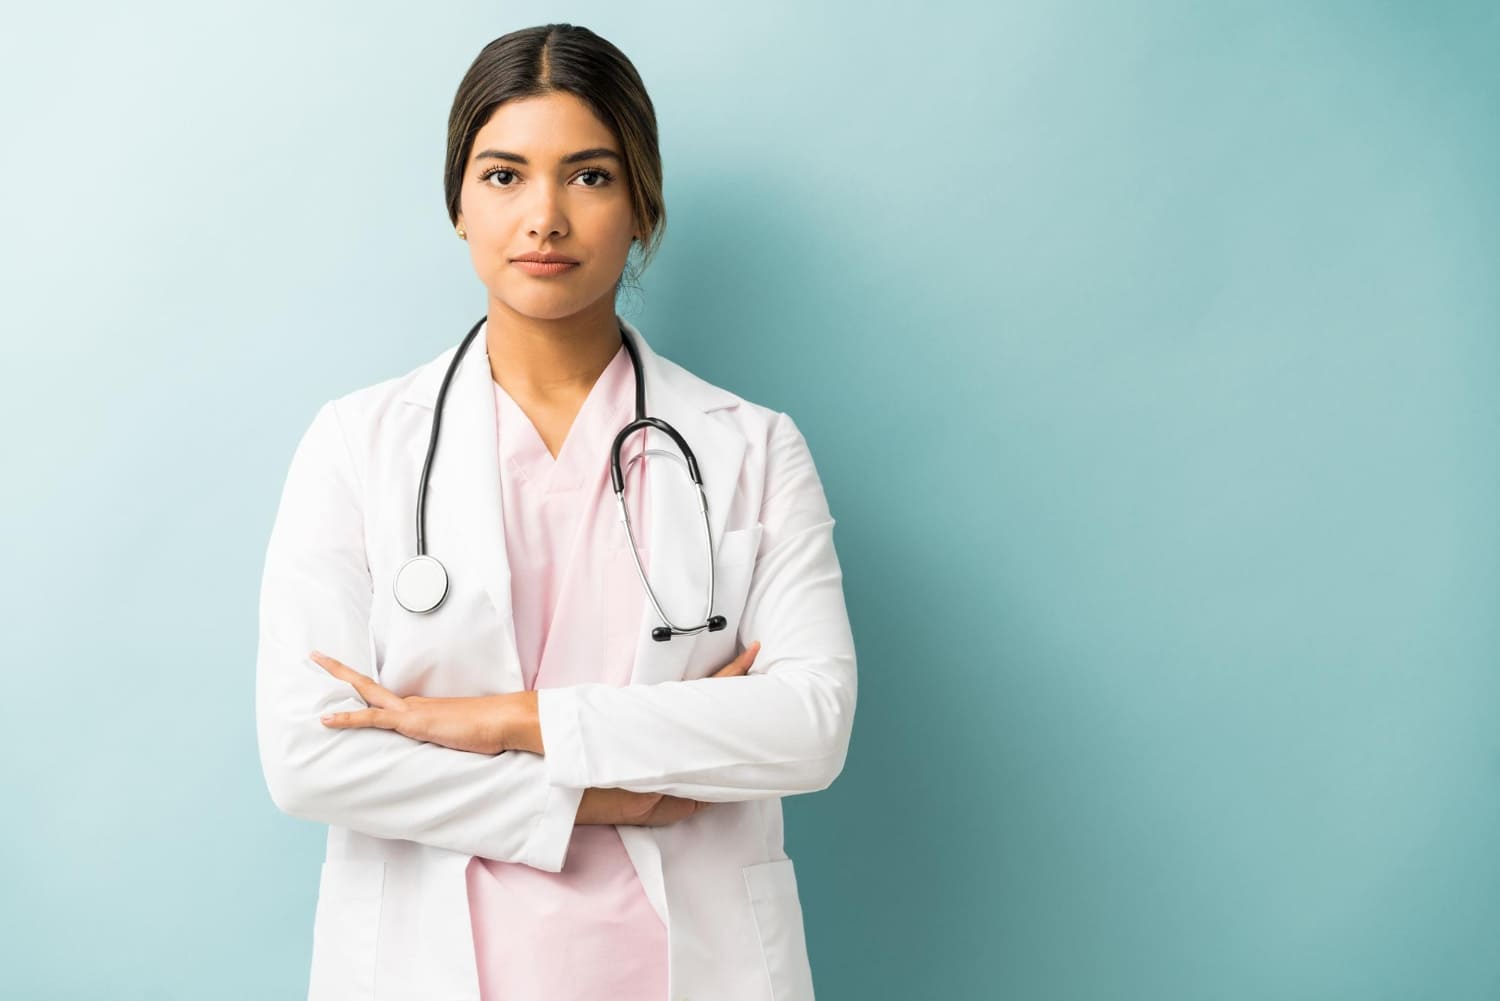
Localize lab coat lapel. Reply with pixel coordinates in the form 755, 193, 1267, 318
400, 327, 526, 694
623, 323, 745, 686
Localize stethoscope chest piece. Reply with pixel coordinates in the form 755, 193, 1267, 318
394, 554, 449, 614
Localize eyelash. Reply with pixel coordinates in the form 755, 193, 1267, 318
478, 166, 615, 188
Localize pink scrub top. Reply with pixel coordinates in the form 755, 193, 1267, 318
465, 341, 668, 999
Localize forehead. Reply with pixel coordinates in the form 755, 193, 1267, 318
471, 93, 618, 156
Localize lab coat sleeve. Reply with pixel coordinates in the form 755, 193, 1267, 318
535, 410, 857, 801
255, 400, 583, 871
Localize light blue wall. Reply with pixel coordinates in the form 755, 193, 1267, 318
2, 2, 1496, 998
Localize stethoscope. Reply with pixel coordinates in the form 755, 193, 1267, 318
392, 314, 727, 643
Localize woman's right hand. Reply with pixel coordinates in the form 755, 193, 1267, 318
575, 786, 701, 826
574, 640, 761, 826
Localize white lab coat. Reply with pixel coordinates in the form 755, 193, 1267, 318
255, 316, 858, 1001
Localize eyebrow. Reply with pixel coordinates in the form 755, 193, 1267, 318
474, 147, 623, 166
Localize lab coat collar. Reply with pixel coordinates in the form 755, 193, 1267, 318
395, 315, 748, 691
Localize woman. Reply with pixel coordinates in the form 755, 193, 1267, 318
255, 24, 857, 1001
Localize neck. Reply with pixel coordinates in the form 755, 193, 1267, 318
485, 294, 622, 403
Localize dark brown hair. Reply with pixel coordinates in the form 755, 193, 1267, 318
444, 25, 666, 292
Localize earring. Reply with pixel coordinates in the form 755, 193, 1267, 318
456, 224, 467, 240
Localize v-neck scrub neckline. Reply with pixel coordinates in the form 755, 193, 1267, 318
491, 341, 633, 494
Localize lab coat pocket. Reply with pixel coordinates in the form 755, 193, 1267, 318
716, 521, 764, 571
307, 859, 385, 1001
742, 856, 817, 1001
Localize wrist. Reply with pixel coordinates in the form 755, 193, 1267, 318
502, 690, 544, 754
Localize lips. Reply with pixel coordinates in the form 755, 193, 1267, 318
512, 260, 579, 277
511, 252, 579, 264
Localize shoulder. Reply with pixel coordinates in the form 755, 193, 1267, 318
652, 350, 798, 446
333, 347, 450, 417
279, 347, 452, 496
656, 352, 824, 505
309, 344, 457, 457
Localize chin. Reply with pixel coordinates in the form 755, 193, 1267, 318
499, 279, 618, 318
495, 293, 595, 323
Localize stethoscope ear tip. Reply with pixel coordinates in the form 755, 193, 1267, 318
651, 616, 728, 642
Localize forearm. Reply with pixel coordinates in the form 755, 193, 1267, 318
259, 637, 583, 869
534, 658, 855, 801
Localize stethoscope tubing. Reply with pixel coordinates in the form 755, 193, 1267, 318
397, 314, 724, 641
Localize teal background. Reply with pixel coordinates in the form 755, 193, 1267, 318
2, 2, 1496, 998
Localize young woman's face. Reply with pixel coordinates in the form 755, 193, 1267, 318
456, 92, 638, 322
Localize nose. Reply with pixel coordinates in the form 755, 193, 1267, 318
525, 179, 569, 240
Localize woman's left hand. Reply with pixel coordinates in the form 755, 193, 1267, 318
310, 650, 521, 755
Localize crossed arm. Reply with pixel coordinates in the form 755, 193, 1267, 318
310, 645, 762, 761
256, 401, 856, 872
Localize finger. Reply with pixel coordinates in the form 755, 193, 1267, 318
618, 790, 664, 823
671, 796, 708, 822
711, 640, 761, 678
726, 641, 759, 672
310, 650, 364, 684
310, 651, 405, 710
319, 707, 396, 730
